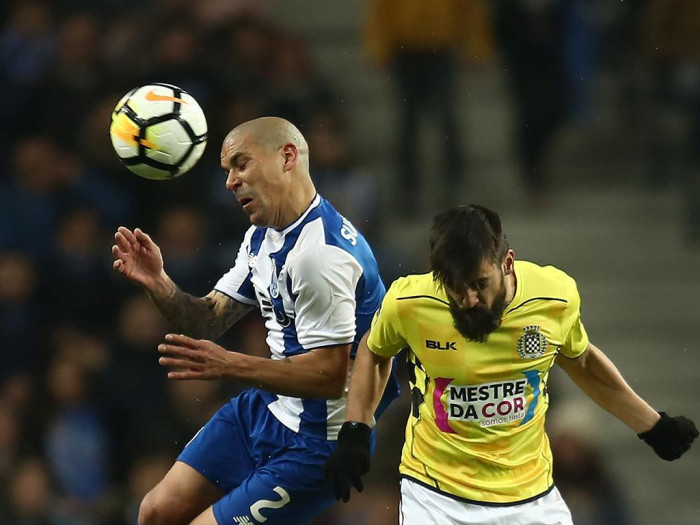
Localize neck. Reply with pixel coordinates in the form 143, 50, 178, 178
274, 182, 316, 230
504, 270, 517, 307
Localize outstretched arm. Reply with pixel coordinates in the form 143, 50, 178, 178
557, 342, 697, 460
112, 226, 252, 339
158, 334, 351, 399
556, 342, 659, 433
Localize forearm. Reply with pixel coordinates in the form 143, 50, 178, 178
228, 348, 349, 399
345, 339, 393, 425
560, 344, 659, 433
144, 272, 226, 340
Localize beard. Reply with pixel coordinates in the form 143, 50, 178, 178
448, 283, 507, 343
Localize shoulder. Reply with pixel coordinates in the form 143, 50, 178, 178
386, 273, 444, 301
516, 260, 582, 311
286, 233, 362, 288
290, 208, 371, 266
242, 224, 265, 250
519, 260, 578, 290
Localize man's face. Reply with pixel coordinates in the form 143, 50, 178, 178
445, 259, 508, 343
220, 133, 286, 227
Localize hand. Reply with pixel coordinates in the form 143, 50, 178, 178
112, 227, 164, 289
158, 333, 235, 380
323, 421, 372, 502
638, 412, 698, 461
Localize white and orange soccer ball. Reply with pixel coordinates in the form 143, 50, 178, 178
109, 83, 207, 180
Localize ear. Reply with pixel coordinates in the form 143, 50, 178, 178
281, 143, 298, 172
503, 249, 515, 275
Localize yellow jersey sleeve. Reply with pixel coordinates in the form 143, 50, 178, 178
367, 277, 409, 357
559, 276, 589, 358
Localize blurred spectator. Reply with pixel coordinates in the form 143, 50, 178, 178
51, 325, 109, 379
364, 0, 493, 215
44, 356, 110, 511
193, 0, 270, 30
43, 207, 116, 329
155, 206, 218, 295
5, 456, 58, 525
30, 12, 106, 150
1, 137, 69, 256
551, 430, 630, 524
493, 0, 591, 203
641, 0, 700, 242
0, 1, 54, 87
145, 19, 212, 105
0, 253, 43, 379
0, 374, 35, 416
267, 32, 334, 129
307, 107, 381, 241
0, 0, 55, 166
100, 294, 174, 475
1, 136, 128, 258
218, 16, 276, 98
547, 400, 631, 525
166, 379, 225, 443
0, 402, 21, 485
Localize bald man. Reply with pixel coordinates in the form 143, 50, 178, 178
112, 117, 399, 525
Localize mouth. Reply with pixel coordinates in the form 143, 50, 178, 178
239, 197, 254, 210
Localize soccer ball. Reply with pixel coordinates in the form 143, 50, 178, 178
109, 83, 207, 180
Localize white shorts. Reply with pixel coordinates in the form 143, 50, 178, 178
399, 478, 573, 525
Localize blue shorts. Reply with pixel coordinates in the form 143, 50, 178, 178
177, 389, 338, 525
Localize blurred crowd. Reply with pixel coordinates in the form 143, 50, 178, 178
0, 0, 698, 523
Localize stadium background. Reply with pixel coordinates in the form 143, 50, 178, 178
1, 0, 699, 523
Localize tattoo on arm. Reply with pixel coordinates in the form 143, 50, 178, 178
148, 286, 252, 339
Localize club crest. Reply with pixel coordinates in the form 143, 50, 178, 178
517, 325, 547, 359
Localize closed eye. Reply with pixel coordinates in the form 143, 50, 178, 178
471, 279, 488, 291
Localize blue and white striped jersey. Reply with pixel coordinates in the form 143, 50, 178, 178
215, 194, 397, 440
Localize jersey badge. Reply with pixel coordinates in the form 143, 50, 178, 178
517, 325, 547, 359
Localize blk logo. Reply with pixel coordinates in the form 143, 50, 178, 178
426, 339, 457, 351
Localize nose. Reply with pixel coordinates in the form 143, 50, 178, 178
462, 288, 480, 309
225, 169, 241, 192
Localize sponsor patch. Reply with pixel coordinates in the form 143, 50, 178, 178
446, 378, 529, 427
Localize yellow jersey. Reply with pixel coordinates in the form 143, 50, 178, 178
367, 261, 589, 504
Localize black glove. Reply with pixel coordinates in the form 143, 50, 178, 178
323, 421, 372, 502
638, 412, 698, 461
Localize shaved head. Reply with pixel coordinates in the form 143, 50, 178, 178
219, 116, 317, 229
225, 117, 309, 170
